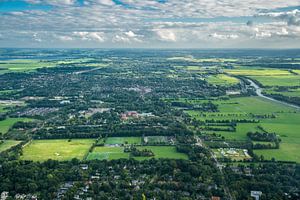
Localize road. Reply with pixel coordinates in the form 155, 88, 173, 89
246, 78, 300, 110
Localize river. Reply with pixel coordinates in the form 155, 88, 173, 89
246, 79, 300, 110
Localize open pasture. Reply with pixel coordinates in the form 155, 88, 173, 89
21, 139, 95, 161
0, 118, 33, 135
264, 88, 300, 98
0, 59, 57, 74
183, 96, 300, 162
206, 74, 240, 86
225, 68, 291, 76
249, 75, 300, 87
0, 140, 21, 153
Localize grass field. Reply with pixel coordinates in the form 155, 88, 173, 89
264, 88, 300, 98
225, 68, 291, 76
182, 96, 300, 162
0, 140, 21, 153
21, 139, 95, 161
206, 74, 240, 86
87, 146, 188, 160
135, 146, 188, 160
105, 137, 141, 145
87, 147, 129, 160
249, 75, 300, 87
0, 118, 33, 135
0, 59, 57, 74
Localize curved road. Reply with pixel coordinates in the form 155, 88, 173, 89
246, 78, 300, 110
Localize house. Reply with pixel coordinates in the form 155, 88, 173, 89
80, 164, 89, 170
1, 192, 9, 200
211, 196, 221, 200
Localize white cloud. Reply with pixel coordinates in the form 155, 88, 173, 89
155, 29, 177, 42
209, 33, 239, 40
73, 32, 105, 42
257, 9, 300, 26
57, 35, 73, 41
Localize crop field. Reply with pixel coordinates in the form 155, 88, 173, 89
0, 140, 21, 153
0, 118, 33, 135
105, 137, 141, 145
21, 139, 95, 161
206, 74, 240, 85
87, 147, 129, 160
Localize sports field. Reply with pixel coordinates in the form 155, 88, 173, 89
105, 137, 141, 145
87, 147, 129, 160
21, 139, 95, 161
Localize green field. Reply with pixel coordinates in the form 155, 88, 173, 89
0, 59, 57, 74
105, 137, 141, 145
206, 74, 240, 86
21, 139, 95, 161
0, 140, 21, 153
87, 146, 188, 160
249, 75, 300, 87
135, 146, 188, 160
0, 118, 33, 135
225, 68, 291, 76
183, 96, 300, 162
87, 146, 129, 160
264, 87, 300, 98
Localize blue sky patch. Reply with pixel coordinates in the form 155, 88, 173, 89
0, 1, 52, 12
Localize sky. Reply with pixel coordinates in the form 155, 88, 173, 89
0, 0, 300, 48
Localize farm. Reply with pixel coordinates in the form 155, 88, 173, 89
180, 96, 300, 162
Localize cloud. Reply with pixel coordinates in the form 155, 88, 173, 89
155, 29, 177, 42
1, 0, 300, 47
73, 32, 105, 42
26, 0, 76, 6
112, 31, 143, 43
257, 9, 300, 26
209, 33, 239, 40
57, 35, 73, 41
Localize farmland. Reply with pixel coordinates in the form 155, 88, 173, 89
0, 59, 57, 74
0, 140, 21, 153
1, 49, 300, 199
0, 118, 33, 135
206, 74, 240, 86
